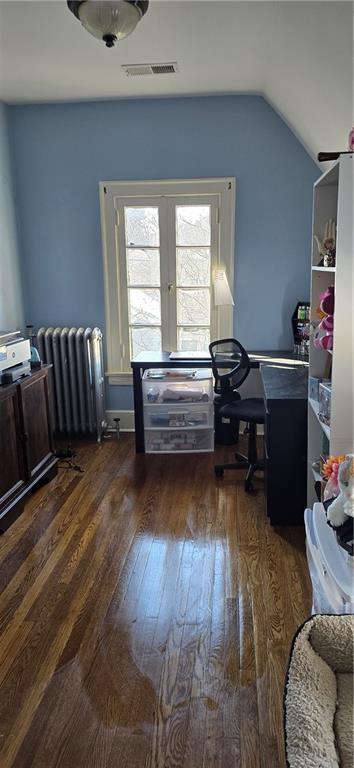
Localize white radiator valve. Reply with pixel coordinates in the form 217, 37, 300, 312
113, 417, 121, 440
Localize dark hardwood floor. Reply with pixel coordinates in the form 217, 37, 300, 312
0, 435, 311, 767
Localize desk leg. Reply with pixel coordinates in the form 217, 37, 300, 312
133, 366, 145, 453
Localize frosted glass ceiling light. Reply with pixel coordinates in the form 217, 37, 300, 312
67, 1, 149, 48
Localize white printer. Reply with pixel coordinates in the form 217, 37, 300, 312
0, 331, 31, 381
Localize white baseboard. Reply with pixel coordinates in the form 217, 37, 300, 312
106, 410, 135, 432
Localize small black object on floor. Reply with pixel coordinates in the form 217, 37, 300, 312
55, 445, 84, 474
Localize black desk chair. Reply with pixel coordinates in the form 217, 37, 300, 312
209, 338, 265, 492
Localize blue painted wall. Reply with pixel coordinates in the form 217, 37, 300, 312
0, 102, 23, 330
9, 95, 318, 410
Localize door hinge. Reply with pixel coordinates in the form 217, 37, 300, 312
216, 207, 220, 224
104, 186, 107, 194
116, 210, 120, 227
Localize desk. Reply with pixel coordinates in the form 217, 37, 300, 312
131, 350, 306, 453
261, 364, 308, 525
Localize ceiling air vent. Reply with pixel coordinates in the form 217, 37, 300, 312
151, 63, 177, 75
122, 62, 178, 77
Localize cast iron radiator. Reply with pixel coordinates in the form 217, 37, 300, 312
36, 327, 106, 442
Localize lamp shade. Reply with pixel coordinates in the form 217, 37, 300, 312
67, 1, 149, 47
213, 269, 234, 306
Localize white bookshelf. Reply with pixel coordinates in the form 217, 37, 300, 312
307, 154, 354, 506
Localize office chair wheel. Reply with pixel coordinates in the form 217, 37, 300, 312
215, 467, 224, 478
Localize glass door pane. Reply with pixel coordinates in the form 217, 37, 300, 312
176, 205, 211, 246
177, 288, 210, 325
176, 248, 210, 286
127, 248, 160, 286
178, 327, 210, 351
125, 207, 160, 247
128, 288, 161, 325
130, 327, 162, 357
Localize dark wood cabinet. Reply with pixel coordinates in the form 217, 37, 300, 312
0, 386, 26, 508
19, 370, 54, 479
0, 366, 57, 532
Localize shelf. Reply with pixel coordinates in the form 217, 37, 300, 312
309, 398, 331, 440
143, 401, 212, 408
145, 424, 212, 431
312, 266, 336, 273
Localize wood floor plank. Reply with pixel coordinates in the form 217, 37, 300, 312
0, 436, 312, 768
16, 458, 162, 768
0, 442, 128, 695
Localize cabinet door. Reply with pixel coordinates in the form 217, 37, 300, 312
19, 370, 54, 479
0, 387, 26, 508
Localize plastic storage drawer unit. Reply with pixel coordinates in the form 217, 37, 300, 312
143, 370, 213, 405
304, 504, 354, 614
144, 402, 213, 430
143, 369, 214, 454
145, 428, 214, 454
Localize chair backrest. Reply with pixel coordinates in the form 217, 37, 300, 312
209, 338, 250, 395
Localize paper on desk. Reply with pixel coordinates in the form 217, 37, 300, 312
169, 351, 211, 359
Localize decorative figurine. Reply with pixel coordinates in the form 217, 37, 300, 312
327, 455, 354, 528
314, 285, 334, 351
314, 219, 336, 267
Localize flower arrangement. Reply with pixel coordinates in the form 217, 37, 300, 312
322, 454, 346, 500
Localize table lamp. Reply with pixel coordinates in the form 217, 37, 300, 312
213, 269, 234, 306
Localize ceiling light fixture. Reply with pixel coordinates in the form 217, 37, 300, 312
67, 0, 149, 48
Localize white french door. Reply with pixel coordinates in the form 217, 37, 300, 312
100, 178, 235, 382
115, 194, 219, 370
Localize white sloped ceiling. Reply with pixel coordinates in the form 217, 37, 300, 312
0, 0, 352, 160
